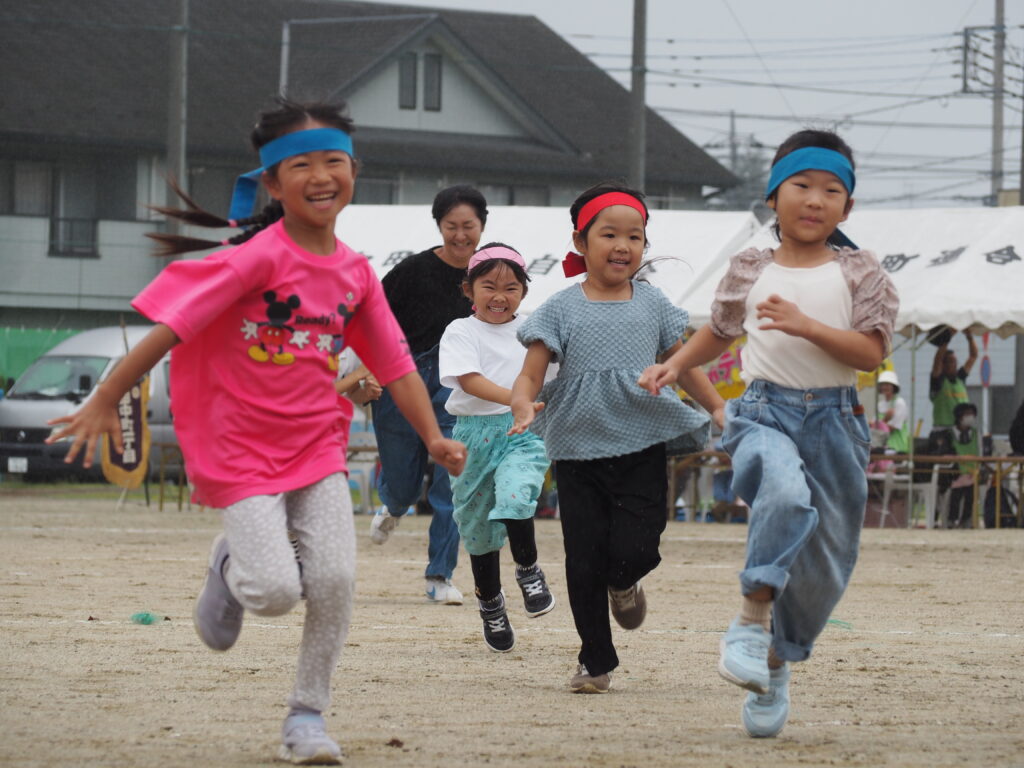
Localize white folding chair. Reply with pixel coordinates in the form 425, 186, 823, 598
879, 463, 939, 528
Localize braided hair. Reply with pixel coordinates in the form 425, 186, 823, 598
147, 98, 355, 256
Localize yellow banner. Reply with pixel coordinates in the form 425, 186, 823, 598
101, 375, 151, 489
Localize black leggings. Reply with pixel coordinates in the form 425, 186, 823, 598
469, 517, 538, 600
556, 443, 668, 676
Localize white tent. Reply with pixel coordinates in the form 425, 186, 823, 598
336, 204, 759, 315
680, 206, 1024, 338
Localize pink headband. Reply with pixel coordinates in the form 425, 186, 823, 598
468, 245, 526, 272
563, 192, 648, 277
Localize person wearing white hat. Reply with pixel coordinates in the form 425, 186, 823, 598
876, 370, 909, 453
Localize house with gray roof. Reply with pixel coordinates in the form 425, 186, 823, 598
0, 0, 736, 328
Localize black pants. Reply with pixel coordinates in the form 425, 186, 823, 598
948, 484, 975, 527
555, 442, 667, 676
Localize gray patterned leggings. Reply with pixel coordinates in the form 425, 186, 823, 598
220, 472, 355, 712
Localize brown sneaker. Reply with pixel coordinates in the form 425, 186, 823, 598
608, 582, 646, 630
570, 664, 611, 694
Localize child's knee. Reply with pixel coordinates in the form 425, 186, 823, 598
236, 572, 302, 616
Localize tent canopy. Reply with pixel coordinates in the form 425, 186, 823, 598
679, 207, 1024, 338
336, 205, 759, 315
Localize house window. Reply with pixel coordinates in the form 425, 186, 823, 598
424, 53, 442, 111
14, 161, 52, 216
399, 52, 417, 110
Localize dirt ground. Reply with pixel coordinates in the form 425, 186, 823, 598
1, 485, 1022, 768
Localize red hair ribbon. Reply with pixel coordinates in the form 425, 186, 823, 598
562, 192, 648, 278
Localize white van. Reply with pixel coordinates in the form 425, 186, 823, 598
0, 326, 177, 479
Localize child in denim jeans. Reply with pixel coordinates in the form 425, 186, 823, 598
641, 129, 898, 737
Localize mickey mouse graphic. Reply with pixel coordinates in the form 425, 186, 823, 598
249, 290, 300, 366
327, 300, 357, 371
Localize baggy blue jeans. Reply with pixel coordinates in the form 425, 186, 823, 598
722, 379, 870, 662
371, 347, 459, 580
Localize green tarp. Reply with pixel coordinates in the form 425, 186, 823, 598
0, 327, 79, 390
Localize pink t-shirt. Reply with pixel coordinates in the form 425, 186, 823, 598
132, 220, 414, 508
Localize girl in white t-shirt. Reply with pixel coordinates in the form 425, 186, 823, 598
640, 129, 898, 738
439, 243, 555, 653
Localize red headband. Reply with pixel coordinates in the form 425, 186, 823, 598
562, 192, 648, 278
575, 192, 648, 233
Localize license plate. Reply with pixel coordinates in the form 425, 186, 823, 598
7, 457, 28, 473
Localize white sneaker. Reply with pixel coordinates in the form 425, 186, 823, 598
369, 507, 399, 545
425, 576, 463, 605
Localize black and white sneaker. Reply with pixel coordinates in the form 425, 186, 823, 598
516, 565, 556, 617
479, 592, 516, 653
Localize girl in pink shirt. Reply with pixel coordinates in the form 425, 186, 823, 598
48, 99, 466, 765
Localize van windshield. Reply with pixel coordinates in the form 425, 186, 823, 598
8, 356, 110, 400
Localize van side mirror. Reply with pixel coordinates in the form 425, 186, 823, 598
78, 374, 92, 392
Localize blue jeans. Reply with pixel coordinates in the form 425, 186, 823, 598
722, 380, 870, 662
371, 348, 460, 580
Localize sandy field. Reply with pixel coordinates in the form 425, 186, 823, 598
1, 485, 1022, 768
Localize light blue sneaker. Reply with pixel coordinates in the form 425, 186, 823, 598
742, 663, 790, 738
718, 619, 771, 694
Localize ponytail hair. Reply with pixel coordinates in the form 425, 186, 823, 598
146, 97, 354, 257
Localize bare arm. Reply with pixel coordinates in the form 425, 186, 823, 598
755, 294, 885, 371
931, 336, 950, 377
335, 365, 382, 404
961, 330, 978, 375
386, 370, 466, 476
458, 372, 511, 407
677, 367, 727, 430
47, 323, 180, 467
638, 325, 735, 394
508, 341, 553, 434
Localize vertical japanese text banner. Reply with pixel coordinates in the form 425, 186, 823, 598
101, 375, 151, 488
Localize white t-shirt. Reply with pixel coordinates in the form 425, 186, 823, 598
878, 395, 908, 430
336, 347, 362, 378
741, 261, 856, 389
439, 315, 541, 416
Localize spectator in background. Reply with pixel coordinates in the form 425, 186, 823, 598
929, 329, 977, 434
947, 402, 980, 528
875, 370, 909, 453
1009, 399, 1024, 456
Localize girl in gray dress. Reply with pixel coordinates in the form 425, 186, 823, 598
509, 182, 724, 693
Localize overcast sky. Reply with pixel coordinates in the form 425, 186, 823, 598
372, 0, 1021, 210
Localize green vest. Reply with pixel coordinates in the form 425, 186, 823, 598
886, 423, 910, 453
952, 427, 979, 474
931, 374, 967, 428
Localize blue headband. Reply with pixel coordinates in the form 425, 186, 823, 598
764, 146, 855, 200
228, 128, 355, 222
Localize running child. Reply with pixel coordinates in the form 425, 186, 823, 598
639, 129, 898, 737
509, 182, 724, 693
439, 243, 556, 654
47, 99, 466, 765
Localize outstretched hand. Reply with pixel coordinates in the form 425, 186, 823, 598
755, 294, 811, 337
428, 437, 467, 477
46, 396, 121, 469
637, 363, 678, 395
508, 401, 544, 435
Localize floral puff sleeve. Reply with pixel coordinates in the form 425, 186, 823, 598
837, 248, 899, 354
708, 248, 773, 339
518, 293, 567, 364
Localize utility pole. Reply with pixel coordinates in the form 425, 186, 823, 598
165, 0, 189, 235
628, 0, 646, 190
990, 0, 1005, 204
729, 110, 738, 173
